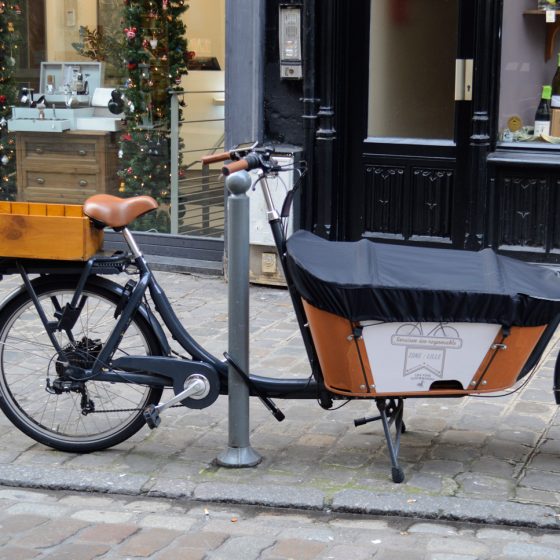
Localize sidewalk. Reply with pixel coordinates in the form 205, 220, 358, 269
0, 271, 559, 529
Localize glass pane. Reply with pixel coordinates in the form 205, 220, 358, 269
498, 2, 559, 147
368, 0, 458, 140
8, 0, 226, 238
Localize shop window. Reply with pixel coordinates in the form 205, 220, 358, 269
7, 0, 225, 238
499, 0, 560, 147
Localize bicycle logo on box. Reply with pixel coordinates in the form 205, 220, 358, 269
391, 323, 462, 387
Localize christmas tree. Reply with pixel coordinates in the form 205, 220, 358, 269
117, 0, 189, 232
0, 2, 22, 201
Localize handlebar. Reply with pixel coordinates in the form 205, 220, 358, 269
222, 159, 249, 175
222, 153, 263, 176
201, 144, 290, 177
200, 151, 234, 165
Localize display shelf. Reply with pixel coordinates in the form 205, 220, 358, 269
524, 10, 560, 61
39, 61, 105, 104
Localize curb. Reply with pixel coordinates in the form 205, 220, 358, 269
0, 464, 558, 530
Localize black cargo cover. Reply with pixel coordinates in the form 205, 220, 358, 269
285, 230, 560, 326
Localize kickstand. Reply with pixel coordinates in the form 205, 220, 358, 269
354, 398, 406, 483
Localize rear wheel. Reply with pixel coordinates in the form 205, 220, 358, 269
0, 278, 163, 452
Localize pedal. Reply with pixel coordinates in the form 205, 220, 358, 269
143, 404, 161, 430
353, 415, 381, 427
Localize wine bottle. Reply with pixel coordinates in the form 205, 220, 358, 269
538, 0, 557, 10
551, 53, 560, 109
535, 85, 552, 136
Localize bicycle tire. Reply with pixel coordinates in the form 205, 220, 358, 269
0, 277, 163, 453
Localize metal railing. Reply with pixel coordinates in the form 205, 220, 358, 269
170, 89, 226, 237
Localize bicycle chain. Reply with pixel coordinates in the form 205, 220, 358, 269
85, 403, 186, 414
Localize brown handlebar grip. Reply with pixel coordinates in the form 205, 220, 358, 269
201, 151, 232, 165
222, 159, 250, 176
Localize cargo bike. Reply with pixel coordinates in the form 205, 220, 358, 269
0, 145, 559, 483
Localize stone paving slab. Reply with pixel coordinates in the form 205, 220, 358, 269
0, 487, 559, 560
0, 272, 559, 529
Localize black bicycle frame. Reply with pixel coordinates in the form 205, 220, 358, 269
10, 235, 319, 401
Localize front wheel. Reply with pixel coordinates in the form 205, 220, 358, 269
0, 278, 163, 453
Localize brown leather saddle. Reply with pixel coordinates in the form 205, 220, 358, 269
83, 194, 158, 229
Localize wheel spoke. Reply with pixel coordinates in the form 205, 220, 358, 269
0, 283, 161, 451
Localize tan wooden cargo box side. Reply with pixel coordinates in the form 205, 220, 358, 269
302, 300, 546, 398
0, 202, 103, 261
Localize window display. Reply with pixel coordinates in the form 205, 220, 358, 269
499, 0, 560, 147
0, 0, 226, 240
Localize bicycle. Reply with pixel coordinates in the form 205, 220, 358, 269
0, 144, 559, 483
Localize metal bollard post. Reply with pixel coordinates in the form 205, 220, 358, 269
216, 171, 262, 467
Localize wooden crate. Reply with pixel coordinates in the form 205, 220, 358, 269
0, 201, 103, 261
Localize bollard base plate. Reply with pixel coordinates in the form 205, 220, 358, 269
216, 446, 262, 468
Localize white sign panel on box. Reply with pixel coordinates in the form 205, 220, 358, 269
362, 322, 501, 393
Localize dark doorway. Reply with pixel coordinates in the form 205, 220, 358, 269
337, 0, 479, 248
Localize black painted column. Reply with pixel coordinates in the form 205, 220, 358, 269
302, 0, 319, 232
312, 0, 338, 239
464, 0, 502, 250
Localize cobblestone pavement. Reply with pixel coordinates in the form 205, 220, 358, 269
0, 271, 559, 530
1, 486, 560, 560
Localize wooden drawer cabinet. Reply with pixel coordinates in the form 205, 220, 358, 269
16, 131, 119, 204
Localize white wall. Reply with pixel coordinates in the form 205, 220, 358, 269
183, 0, 226, 71
180, 0, 226, 163
44, 0, 226, 72
45, 0, 97, 61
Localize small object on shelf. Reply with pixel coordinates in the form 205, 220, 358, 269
538, 0, 557, 9
46, 74, 55, 94
502, 128, 513, 142
108, 89, 124, 115
507, 115, 523, 132
19, 87, 33, 106
534, 85, 552, 136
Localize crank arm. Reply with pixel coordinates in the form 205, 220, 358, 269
156, 374, 209, 414
143, 374, 210, 429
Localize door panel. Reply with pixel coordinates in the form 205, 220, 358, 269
411, 167, 454, 239
344, 0, 476, 247
364, 164, 405, 237
363, 159, 455, 242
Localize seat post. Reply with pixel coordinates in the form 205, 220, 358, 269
121, 227, 143, 259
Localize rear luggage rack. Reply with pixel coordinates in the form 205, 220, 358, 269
90, 251, 132, 274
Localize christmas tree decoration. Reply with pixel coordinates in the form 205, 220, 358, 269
124, 26, 138, 40
0, 2, 22, 201
117, 0, 189, 232
71, 25, 125, 85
